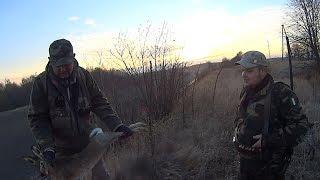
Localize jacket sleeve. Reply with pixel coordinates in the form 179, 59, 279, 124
84, 69, 123, 131
27, 76, 54, 150
268, 83, 311, 147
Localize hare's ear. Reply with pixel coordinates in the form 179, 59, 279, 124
22, 155, 38, 166
129, 122, 148, 132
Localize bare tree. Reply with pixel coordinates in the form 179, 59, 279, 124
287, 0, 320, 64
109, 23, 187, 121
109, 23, 187, 159
291, 42, 310, 60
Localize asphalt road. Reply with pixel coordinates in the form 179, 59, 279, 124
0, 106, 36, 180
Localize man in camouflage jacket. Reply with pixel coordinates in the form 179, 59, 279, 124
28, 39, 133, 179
233, 51, 312, 180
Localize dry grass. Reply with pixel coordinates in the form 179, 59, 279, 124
104, 60, 320, 180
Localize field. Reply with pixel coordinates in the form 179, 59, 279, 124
0, 60, 319, 179
106, 60, 320, 180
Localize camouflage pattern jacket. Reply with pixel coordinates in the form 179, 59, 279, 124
28, 62, 122, 151
234, 74, 311, 159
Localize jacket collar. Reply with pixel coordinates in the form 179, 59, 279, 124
46, 60, 79, 88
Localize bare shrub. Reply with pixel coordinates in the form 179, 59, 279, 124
109, 23, 187, 121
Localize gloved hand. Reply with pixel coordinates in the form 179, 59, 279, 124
89, 127, 125, 146
89, 128, 104, 138
115, 125, 133, 139
42, 148, 55, 166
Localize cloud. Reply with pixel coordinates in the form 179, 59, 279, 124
174, 6, 286, 60
66, 31, 116, 68
66, 6, 286, 67
84, 18, 96, 26
68, 16, 80, 22
67, 32, 114, 51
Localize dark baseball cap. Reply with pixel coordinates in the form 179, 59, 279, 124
49, 39, 76, 67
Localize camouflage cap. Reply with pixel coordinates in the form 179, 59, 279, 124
49, 39, 76, 67
235, 51, 269, 69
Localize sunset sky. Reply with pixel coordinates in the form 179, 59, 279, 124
0, 0, 288, 83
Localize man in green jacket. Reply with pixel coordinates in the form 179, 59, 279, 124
28, 39, 133, 179
233, 51, 312, 180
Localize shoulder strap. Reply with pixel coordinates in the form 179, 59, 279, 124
262, 81, 287, 148
77, 68, 91, 101
39, 73, 48, 96
262, 82, 275, 148
240, 86, 247, 99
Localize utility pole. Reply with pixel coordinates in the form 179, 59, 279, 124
282, 25, 284, 61
267, 40, 271, 58
283, 25, 294, 91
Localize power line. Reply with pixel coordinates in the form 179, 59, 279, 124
282, 25, 284, 61
183, 53, 229, 62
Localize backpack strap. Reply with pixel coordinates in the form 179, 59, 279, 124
77, 68, 91, 103
262, 83, 273, 149
38, 73, 48, 96
239, 86, 248, 99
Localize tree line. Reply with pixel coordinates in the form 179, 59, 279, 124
0, 76, 35, 112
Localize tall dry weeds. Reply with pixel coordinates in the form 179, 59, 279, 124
104, 61, 320, 180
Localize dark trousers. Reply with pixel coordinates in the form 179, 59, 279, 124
239, 158, 285, 180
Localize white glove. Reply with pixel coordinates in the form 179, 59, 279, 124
89, 128, 103, 138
